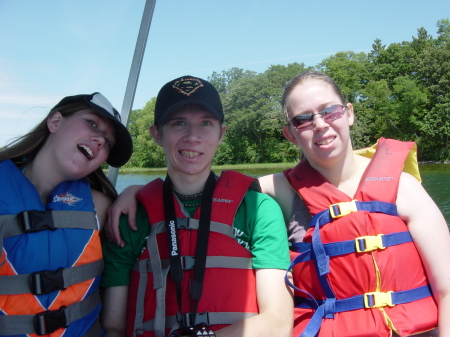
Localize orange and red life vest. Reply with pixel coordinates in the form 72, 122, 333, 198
284, 138, 438, 337
127, 171, 259, 337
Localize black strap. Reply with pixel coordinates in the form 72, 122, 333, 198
191, 172, 215, 325
163, 175, 183, 312
163, 172, 216, 328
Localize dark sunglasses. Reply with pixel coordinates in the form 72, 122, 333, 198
290, 104, 346, 129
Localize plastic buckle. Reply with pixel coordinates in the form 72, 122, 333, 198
177, 218, 189, 229
329, 200, 357, 218
181, 256, 195, 270
176, 312, 193, 328
18, 210, 55, 233
364, 291, 394, 308
355, 234, 386, 253
29, 268, 66, 295
33, 306, 67, 335
195, 312, 211, 326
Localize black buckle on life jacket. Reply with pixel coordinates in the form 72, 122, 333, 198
181, 256, 195, 270
18, 210, 55, 233
33, 306, 67, 335
194, 312, 211, 326
29, 268, 66, 295
176, 312, 193, 328
177, 218, 190, 230
176, 311, 211, 327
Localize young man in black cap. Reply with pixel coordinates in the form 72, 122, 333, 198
101, 76, 293, 337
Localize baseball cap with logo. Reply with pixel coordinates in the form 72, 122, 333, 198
51, 92, 133, 167
154, 76, 224, 126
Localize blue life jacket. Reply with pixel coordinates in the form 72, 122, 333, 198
0, 159, 104, 337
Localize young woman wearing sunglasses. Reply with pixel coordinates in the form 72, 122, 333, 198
259, 70, 449, 337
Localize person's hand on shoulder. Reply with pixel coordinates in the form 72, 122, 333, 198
105, 185, 143, 246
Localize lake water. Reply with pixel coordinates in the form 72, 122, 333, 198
115, 163, 450, 226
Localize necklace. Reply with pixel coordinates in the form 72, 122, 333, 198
170, 174, 219, 207
171, 187, 203, 201
182, 201, 202, 208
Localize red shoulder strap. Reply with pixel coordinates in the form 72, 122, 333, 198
284, 160, 349, 214
136, 178, 168, 224
203, 170, 256, 225
356, 137, 415, 202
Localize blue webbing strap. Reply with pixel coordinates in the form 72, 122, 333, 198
310, 201, 398, 230
290, 241, 311, 253
292, 200, 400, 336
310, 200, 398, 276
295, 284, 432, 311
284, 272, 319, 311
311, 215, 336, 319
291, 231, 413, 257
300, 304, 325, 337
296, 285, 432, 337
311, 211, 331, 276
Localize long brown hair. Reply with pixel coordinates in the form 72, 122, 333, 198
0, 102, 117, 199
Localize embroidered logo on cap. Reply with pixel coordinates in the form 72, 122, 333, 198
173, 77, 204, 96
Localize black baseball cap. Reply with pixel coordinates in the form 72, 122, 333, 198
51, 92, 133, 167
154, 76, 224, 126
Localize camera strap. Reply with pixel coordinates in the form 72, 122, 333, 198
163, 171, 216, 327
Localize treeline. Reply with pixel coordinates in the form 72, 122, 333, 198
126, 19, 450, 168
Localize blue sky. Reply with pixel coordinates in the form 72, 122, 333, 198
1, 0, 449, 147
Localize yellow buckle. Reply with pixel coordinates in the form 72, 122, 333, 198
355, 234, 385, 253
329, 200, 357, 218
364, 291, 394, 308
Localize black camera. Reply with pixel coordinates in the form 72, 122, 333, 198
167, 326, 216, 337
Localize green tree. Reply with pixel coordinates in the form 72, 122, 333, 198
220, 73, 281, 163
421, 103, 450, 160
357, 79, 392, 145
317, 51, 369, 103
208, 68, 256, 94
127, 98, 165, 168
217, 63, 307, 164
390, 76, 428, 140
436, 19, 450, 45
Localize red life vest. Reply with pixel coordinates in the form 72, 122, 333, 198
127, 171, 259, 337
284, 138, 438, 337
